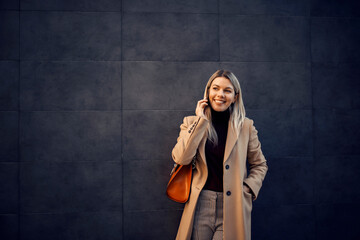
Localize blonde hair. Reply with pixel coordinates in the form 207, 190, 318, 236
203, 69, 246, 145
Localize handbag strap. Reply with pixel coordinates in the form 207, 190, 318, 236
170, 151, 197, 176
191, 152, 197, 169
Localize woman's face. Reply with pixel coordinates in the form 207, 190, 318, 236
208, 77, 237, 112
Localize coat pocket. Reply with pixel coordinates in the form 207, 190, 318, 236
243, 190, 253, 198
243, 188, 253, 214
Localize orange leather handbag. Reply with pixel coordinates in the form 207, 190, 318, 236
166, 154, 196, 203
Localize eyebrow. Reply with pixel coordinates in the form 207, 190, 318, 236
212, 84, 234, 90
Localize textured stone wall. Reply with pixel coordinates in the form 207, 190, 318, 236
1, 0, 359, 239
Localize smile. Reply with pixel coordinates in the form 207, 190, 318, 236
214, 99, 226, 104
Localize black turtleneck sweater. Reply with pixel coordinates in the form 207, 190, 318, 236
203, 108, 230, 192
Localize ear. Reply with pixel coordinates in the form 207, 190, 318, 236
233, 93, 238, 103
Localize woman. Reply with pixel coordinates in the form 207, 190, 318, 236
172, 70, 268, 240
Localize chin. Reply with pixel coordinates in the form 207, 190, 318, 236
211, 104, 229, 112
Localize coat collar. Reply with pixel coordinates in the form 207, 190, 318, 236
223, 121, 239, 163
197, 118, 241, 164
198, 129, 208, 166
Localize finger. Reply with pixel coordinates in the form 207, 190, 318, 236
199, 102, 208, 109
197, 101, 204, 107
197, 100, 207, 106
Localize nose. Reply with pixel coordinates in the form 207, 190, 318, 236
217, 90, 225, 97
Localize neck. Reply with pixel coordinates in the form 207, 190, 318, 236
211, 107, 230, 123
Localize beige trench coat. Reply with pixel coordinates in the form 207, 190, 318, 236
172, 115, 268, 240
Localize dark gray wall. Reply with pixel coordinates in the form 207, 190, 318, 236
1, 0, 359, 239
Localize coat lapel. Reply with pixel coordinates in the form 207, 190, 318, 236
198, 130, 208, 166
223, 121, 239, 163
197, 120, 240, 164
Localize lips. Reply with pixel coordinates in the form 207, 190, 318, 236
214, 99, 226, 104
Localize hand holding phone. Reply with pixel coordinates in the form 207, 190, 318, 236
195, 98, 209, 120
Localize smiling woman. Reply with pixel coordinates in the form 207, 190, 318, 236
208, 76, 237, 112
171, 69, 268, 240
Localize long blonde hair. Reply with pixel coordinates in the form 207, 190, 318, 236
203, 69, 246, 145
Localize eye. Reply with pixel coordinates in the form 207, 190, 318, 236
212, 87, 218, 90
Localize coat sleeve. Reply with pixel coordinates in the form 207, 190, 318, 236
172, 116, 209, 165
243, 119, 268, 200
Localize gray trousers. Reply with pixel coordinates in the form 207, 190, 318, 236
191, 190, 224, 240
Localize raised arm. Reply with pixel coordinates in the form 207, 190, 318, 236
171, 116, 208, 165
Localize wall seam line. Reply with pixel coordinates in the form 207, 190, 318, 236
309, 9, 318, 239
120, 0, 124, 239
17, 2, 21, 240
